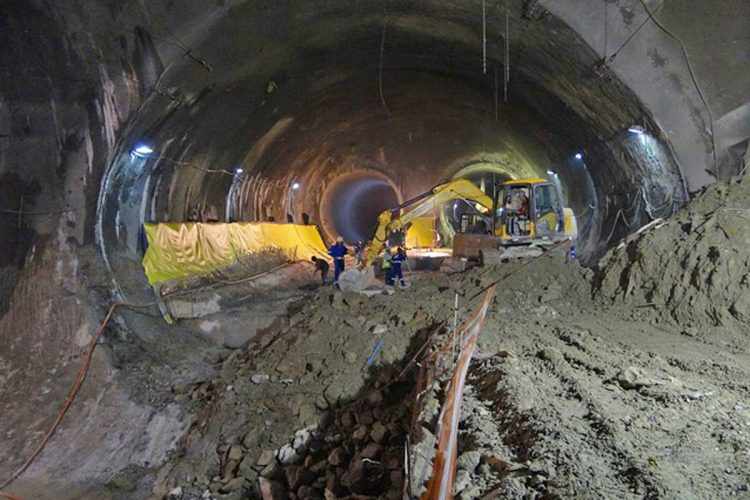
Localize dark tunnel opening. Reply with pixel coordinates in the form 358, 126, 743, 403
321, 173, 401, 244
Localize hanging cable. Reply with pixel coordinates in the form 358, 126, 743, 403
494, 65, 499, 121
504, 3, 510, 102
482, 0, 487, 74
0, 302, 156, 493
379, 19, 391, 116
635, 0, 718, 176
603, 0, 608, 59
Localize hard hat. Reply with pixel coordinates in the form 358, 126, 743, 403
336, 236, 344, 243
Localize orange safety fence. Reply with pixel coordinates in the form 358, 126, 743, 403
420, 285, 496, 500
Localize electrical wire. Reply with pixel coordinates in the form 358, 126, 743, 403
378, 19, 391, 116
606, 4, 658, 61
0, 302, 155, 493
482, 0, 487, 75
635, 0, 718, 176
603, 0, 609, 59
154, 155, 234, 176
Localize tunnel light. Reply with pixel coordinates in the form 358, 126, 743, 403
574, 153, 583, 160
235, 168, 244, 174
132, 144, 154, 158
628, 125, 646, 135
292, 182, 301, 190
547, 170, 555, 176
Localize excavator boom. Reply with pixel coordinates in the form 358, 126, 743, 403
362, 178, 493, 266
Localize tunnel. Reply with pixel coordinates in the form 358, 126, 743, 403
1, 1, 749, 499
320, 171, 402, 244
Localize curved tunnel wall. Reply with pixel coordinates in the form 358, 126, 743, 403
91, 0, 697, 301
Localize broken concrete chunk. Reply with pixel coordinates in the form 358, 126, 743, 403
370, 421, 388, 443
617, 366, 659, 389
251, 373, 270, 384
167, 486, 183, 499
276, 444, 299, 465
259, 477, 287, 499
327, 447, 348, 466
220, 477, 246, 493
456, 450, 482, 472
372, 323, 388, 335
285, 465, 314, 491
366, 390, 384, 406
228, 445, 244, 461
238, 455, 259, 480
223, 459, 239, 480
256, 450, 276, 467
293, 427, 313, 451
360, 442, 383, 460
352, 425, 369, 441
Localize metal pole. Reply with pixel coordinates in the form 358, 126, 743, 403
452, 293, 459, 365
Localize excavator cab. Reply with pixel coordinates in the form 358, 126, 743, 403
453, 177, 577, 261
495, 179, 567, 245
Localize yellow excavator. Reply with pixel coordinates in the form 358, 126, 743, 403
453, 177, 577, 262
362, 178, 494, 266
338, 177, 576, 291
337, 179, 493, 291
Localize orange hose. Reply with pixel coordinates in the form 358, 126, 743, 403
0, 302, 153, 495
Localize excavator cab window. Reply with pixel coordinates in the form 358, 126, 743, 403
533, 183, 563, 237
499, 186, 531, 237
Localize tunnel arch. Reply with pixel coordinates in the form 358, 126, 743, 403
93, 0, 691, 301
319, 170, 403, 244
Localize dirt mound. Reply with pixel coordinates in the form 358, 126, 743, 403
154, 280, 453, 499
594, 179, 750, 331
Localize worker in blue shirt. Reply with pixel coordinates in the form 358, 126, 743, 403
328, 236, 348, 287
391, 246, 407, 288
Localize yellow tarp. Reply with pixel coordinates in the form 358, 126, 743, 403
142, 222, 328, 285
406, 216, 436, 248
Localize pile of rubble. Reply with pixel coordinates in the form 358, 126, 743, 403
264, 367, 413, 499
595, 177, 750, 331
154, 281, 460, 500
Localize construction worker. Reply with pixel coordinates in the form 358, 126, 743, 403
328, 236, 348, 287
382, 247, 394, 286
310, 256, 329, 285
391, 246, 407, 288
354, 240, 365, 265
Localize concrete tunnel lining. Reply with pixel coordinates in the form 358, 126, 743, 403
91, 0, 698, 303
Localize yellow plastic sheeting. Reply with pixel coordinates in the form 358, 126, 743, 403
406, 217, 436, 248
142, 222, 328, 285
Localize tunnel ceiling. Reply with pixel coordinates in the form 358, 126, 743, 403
0, 0, 694, 298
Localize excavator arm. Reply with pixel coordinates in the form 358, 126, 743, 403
362, 178, 494, 266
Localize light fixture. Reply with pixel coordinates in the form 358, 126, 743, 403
574, 153, 583, 160
547, 170, 555, 176
132, 144, 154, 158
291, 182, 301, 190
235, 168, 244, 174
628, 125, 646, 135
